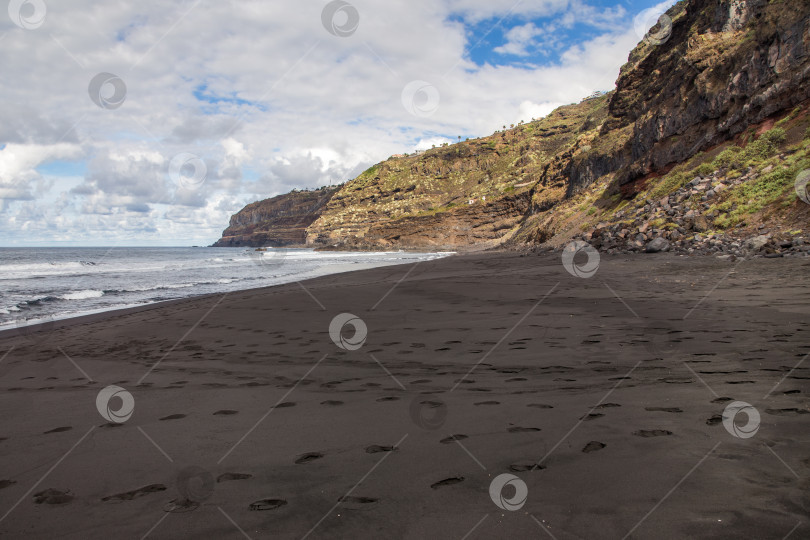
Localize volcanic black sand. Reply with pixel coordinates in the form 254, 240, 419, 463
0, 252, 808, 539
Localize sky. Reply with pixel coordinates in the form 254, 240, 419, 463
0, 0, 676, 246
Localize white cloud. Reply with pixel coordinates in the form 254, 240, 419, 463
0, 143, 82, 200
517, 100, 566, 123
494, 23, 544, 56
413, 137, 454, 152
0, 0, 663, 245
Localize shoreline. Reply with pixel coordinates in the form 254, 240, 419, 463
0, 249, 456, 339
0, 246, 798, 343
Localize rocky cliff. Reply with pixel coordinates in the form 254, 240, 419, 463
216, 0, 810, 254
212, 187, 338, 247
512, 0, 810, 253
305, 94, 609, 250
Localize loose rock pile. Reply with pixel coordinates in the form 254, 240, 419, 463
567, 170, 809, 259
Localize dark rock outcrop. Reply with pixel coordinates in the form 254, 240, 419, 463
212, 187, 338, 247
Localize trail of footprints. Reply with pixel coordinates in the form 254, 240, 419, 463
20, 384, 804, 515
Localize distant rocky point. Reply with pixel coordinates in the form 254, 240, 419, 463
212, 186, 338, 248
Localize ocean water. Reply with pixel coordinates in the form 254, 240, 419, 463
0, 247, 452, 329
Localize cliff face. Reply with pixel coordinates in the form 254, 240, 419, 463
597, 0, 810, 190
216, 0, 810, 252
512, 0, 810, 245
304, 95, 610, 249
212, 187, 338, 247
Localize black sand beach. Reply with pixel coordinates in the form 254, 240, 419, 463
0, 252, 808, 539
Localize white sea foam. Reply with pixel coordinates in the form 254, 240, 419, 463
60, 290, 105, 300
0, 247, 453, 329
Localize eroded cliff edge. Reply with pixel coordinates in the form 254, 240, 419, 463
212, 187, 338, 247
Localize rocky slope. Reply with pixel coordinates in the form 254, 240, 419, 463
303, 94, 610, 250
216, 0, 810, 255
212, 186, 338, 247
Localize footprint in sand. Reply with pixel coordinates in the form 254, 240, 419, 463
765, 408, 809, 416
580, 414, 603, 421
508, 426, 541, 433
1, 480, 17, 490
33, 489, 74, 505
321, 400, 344, 406
527, 403, 554, 409
509, 461, 545, 471
213, 410, 238, 416
706, 415, 723, 425
376, 396, 400, 402
249, 498, 288, 511
645, 407, 683, 413
633, 429, 673, 437
273, 402, 296, 409
430, 477, 464, 489
336, 495, 378, 509
102, 484, 166, 502
159, 414, 186, 421
474, 401, 500, 406
295, 452, 325, 464
782, 389, 801, 395
365, 445, 398, 454
712, 397, 733, 403
582, 441, 606, 453
440, 434, 468, 444
217, 473, 252, 482
43, 426, 73, 434
593, 403, 621, 409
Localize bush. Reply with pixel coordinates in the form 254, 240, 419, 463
712, 166, 794, 228
759, 127, 786, 146
713, 146, 743, 169
742, 127, 785, 164
695, 162, 715, 176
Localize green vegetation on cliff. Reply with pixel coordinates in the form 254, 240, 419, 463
216, 0, 810, 252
